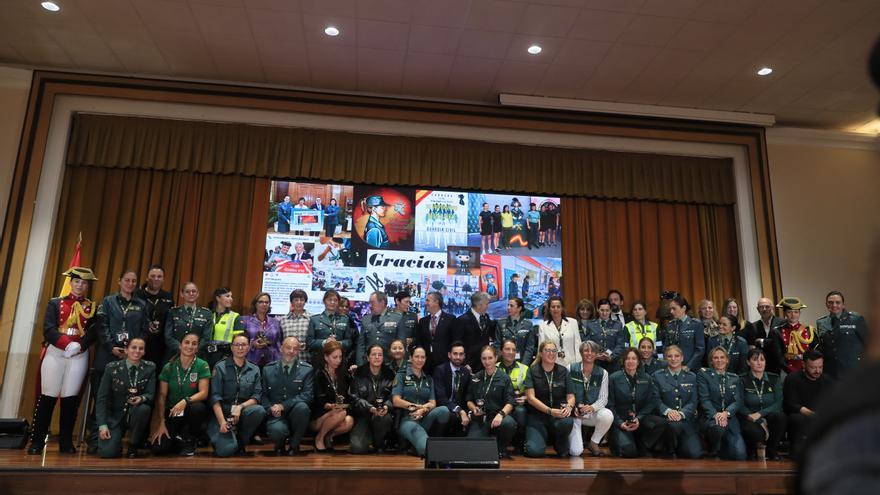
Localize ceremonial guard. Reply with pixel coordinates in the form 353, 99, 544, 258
817, 291, 868, 379
357, 291, 404, 366
163, 282, 212, 363
262, 337, 313, 456
28, 267, 98, 455
95, 337, 156, 458
776, 297, 818, 374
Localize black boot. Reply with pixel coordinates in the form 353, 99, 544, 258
28, 395, 57, 455
58, 396, 79, 454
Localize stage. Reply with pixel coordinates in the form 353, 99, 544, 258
0, 445, 794, 495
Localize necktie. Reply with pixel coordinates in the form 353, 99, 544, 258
480, 314, 489, 333
452, 369, 460, 396
372, 315, 380, 324
830, 315, 839, 330
284, 365, 290, 378
431, 315, 438, 337
129, 366, 137, 387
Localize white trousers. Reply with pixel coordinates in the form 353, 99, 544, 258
40, 345, 89, 398
569, 408, 614, 456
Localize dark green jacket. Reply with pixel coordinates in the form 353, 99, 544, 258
306, 311, 353, 361
465, 369, 515, 416
164, 304, 213, 361
818, 310, 868, 379
697, 368, 743, 417
495, 317, 537, 365
209, 358, 262, 416
357, 309, 403, 365
96, 359, 156, 430
94, 294, 149, 371
739, 371, 782, 417
652, 368, 698, 419
569, 362, 607, 407
260, 359, 313, 412
607, 369, 659, 427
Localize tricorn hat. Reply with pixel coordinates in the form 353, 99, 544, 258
776, 297, 806, 311
62, 267, 98, 281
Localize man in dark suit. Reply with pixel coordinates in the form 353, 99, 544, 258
454, 292, 496, 372
413, 291, 456, 374
292, 242, 313, 263
433, 342, 471, 435
743, 297, 785, 374
607, 289, 634, 326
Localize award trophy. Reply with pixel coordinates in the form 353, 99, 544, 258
475, 399, 486, 423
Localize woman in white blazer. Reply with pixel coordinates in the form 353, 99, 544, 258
537, 296, 582, 367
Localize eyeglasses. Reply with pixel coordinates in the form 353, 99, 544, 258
543, 349, 558, 354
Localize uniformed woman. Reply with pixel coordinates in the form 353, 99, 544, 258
96, 337, 156, 458
498, 339, 529, 452
607, 348, 667, 458
584, 299, 626, 372
388, 339, 408, 374
495, 297, 537, 365
306, 289, 353, 366
707, 315, 750, 375
776, 297, 818, 374
536, 296, 581, 368
637, 337, 666, 375
392, 346, 451, 457
660, 295, 705, 372
208, 333, 266, 457
163, 282, 212, 364
150, 332, 210, 456
568, 341, 613, 457
243, 292, 283, 367
28, 267, 98, 455
739, 348, 785, 460
651, 345, 702, 459
523, 340, 576, 458
625, 301, 658, 349
349, 344, 396, 454
466, 346, 517, 458
88, 269, 148, 454
205, 287, 245, 369
311, 340, 354, 452
697, 347, 746, 460
575, 299, 596, 343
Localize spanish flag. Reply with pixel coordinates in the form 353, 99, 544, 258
59, 233, 82, 297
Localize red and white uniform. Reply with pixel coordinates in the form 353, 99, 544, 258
40, 294, 94, 397
780, 322, 816, 374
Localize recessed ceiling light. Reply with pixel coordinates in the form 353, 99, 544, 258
324, 26, 340, 37
527, 44, 542, 55
41, 1, 60, 11
756, 67, 773, 76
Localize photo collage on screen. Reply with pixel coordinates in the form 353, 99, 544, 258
262, 181, 562, 324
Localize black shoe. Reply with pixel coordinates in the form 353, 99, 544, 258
288, 447, 304, 456
127, 448, 138, 459
27, 444, 44, 455
235, 446, 249, 457
274, 447, 287, 456
59, 445, 78, 454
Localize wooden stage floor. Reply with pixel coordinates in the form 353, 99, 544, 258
0, 445, 795, 495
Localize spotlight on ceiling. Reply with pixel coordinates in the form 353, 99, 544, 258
324, 26, 340, 37
527, 45, 542, 55
756, 67, 773, 76
41, 1, 61, 11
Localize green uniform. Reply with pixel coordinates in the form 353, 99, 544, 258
651, 368, 701, 458
208, 358, 266, 457
818, 310, 868, 379
358, 309, 404, 366
95, 359, 156, 458
585, 319, 627, 372
739, 371, 785, 459
306, 311, 354, 364
163, 304, 213, 363
706, 335, 750, 375
697, 368, 746, 460
392, 369, 450, 456
640, 358, 667, 376
397, 311, 418, 342
261, 359, 313, 453
607, 369, 666, 457
495, 316, 537, 365
465, 368, 517, 455
522, 363, 575, 457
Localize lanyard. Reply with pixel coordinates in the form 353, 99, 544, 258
753, 375, 765, 406
718, 371, 727, 410
482, 370, 496, 401
120, 298, 134, 332
543, 368, 555, 405
176, 358, 194, 394
411, 373, 426, 404
625, 372, 637, 413
370, 373, 381, 399
581, 369, 592, 404
128, 365, 140, 393
233, 363, 245, 405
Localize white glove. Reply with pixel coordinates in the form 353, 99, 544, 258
63, 342, 81, 358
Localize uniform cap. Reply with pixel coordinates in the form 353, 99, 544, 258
776, 297, 806, 310
62, 266, 98, 281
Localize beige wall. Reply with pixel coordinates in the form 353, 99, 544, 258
0, 66, 32, 234
768, 135, 880, 325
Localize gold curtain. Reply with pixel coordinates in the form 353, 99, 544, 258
19, 165, 267, 416
560, 196, 742, 319
67, 113, 736, 205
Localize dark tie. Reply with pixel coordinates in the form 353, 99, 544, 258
129, 366, 137, 385
284, 365, 290, 378
452, 369, 460, 396
831, 315, 839, 330
479, 314, 489, 333
431, 315, 438, 337
372, 315, 380, 324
